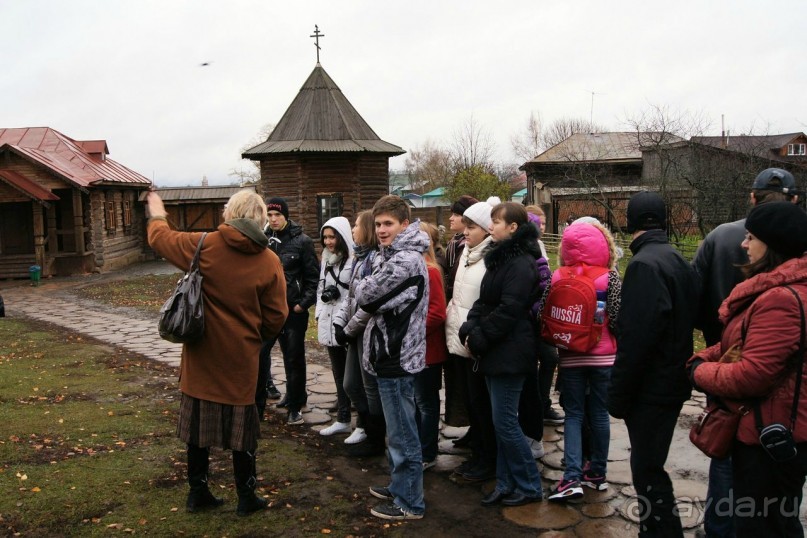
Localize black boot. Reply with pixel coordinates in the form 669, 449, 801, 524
186, 444, 224, 513
233, 450, 268, 516
346, 412, 386, 457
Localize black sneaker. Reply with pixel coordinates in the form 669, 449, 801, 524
287, 411, 304, 425
370, 501, 423, 520
369, 485, 393, 500
276, 399, 288, 409
459, 463, 495, 482
548, 479, 584, 502
543, 407, 564, 425
266, 385, 281, 400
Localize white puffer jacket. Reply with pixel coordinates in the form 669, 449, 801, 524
445, 236, 493, 357
316, 217, 354, 347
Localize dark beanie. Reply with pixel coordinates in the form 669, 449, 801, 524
451, 195, 478, 215
745, 201, 807, 258
266, 197, 289, 219
626, 191, 666, 233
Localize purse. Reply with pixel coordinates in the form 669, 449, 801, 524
158, 233, 207, 344
690, 400, 748, 459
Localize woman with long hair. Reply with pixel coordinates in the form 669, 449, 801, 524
316, 216, 355, 437
689, 201, 807, 537
459, 202, 544, 506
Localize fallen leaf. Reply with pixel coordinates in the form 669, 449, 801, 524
31, 487, 41, 492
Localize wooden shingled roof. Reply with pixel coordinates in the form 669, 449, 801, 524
243, 65, 404, 157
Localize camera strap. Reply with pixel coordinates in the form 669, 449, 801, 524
325, 258, 349, 290
752, 285, 805, 433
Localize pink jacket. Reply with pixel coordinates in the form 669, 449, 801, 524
551, 222, 620, 367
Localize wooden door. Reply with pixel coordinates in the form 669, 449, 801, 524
0, 202, 34, 254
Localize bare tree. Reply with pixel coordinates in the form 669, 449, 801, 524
230, 123, 275, 185
511, 111, 544, 162
449, 115, 496, 172
543, 117, 607, 149
404, 140, 453, 193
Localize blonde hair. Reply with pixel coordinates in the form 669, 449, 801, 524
419, 222, 441, 272
223, 190, 267, 227
525, 204, 545, 219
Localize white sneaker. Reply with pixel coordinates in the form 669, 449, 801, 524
344, 427, 367, 444
320, 421, 351, 436
528, 437, 545, 459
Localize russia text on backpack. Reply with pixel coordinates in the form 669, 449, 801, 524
541, 264, 608, 352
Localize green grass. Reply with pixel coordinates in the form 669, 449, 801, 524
0, 319, 363, 536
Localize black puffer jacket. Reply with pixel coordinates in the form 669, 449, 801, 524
265, 220, 319, 310
608, 229, 701, 418
459, 223, 541, 376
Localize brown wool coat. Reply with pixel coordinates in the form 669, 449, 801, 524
148, 219, 288, 406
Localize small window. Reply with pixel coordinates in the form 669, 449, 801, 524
104, 201, 117, 230
788, 143, 806, 156
317, 194, 343, 234
122, 200, 132, 227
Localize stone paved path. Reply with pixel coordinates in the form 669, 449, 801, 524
2, 261, 804, 536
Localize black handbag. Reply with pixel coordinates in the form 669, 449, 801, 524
158, 233, 207, 344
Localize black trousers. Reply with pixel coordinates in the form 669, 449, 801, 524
731, 440, 807, 538
257, 310, 309, 414
624, 402, 684, 538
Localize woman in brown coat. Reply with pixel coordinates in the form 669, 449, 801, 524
146, 190, 288, 516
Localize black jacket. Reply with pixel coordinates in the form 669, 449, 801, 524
459, 223, 541, 376
608, 230, 700, 418
265, 220, 319, 310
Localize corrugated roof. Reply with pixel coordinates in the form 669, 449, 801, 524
243, 65, 404, 157
152, 185, 255, 202
0, 169, 61, 203
0, 127, 151, 188
527, 132, 684, 164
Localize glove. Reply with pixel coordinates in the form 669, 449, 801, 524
334, 324, 347, 346
688, 358, 705, 392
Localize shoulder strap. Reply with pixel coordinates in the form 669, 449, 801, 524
190, 233, 207, 272
753, 285, 805, 432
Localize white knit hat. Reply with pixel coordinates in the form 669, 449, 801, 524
463, 196, 501, 231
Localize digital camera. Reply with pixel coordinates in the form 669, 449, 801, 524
320, 285, 341, 303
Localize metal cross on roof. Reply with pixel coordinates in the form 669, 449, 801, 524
310, 25, 325, 64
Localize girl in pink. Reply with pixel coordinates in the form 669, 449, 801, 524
539, 220, 622, 502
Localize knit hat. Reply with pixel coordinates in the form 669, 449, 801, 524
266, 197, 289, 219
451, 195, 478, 216
752, 168, 797, 195
463, 196, 500, 231
745, 201, 807, 258
626, 191, 666, 233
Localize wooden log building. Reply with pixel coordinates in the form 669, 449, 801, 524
242, 63, 404, 238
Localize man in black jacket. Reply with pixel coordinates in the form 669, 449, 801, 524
608, 192, 699, 537
256, 197, 319, 425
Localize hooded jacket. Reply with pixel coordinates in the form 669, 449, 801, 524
334, 244, 376, 337
459, 223, 541, 376
540, 222, 622, 367
148, 218, 288, 405
316, 217, 355, 347
355, 221, 429, 378
690, 255, 807, 445
264, 219, 319, 310
445, 235, 493, 357
608, 229, 700, 418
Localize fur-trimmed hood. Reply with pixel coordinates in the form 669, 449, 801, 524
484, 222, 541, 271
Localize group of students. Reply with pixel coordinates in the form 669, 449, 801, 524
146, 171, 807, 534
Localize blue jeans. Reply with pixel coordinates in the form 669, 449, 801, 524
705, 456, 734, 537
560, 366, 611, 481
377, 375, 424, 515
414, 364, 442, 463
486, 374, 543, 497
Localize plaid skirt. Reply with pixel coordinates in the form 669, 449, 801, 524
176, 393, 260, 452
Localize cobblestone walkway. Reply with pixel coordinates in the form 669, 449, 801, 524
3, 262, 803, 535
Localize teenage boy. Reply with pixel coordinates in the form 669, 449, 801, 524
356, 195, 429, 521
257, 197, 319, 425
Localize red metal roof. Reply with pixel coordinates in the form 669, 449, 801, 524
0, 169, 61, 202
0, 127, 151, 188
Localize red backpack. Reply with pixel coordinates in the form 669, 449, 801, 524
541, 264, 609, 352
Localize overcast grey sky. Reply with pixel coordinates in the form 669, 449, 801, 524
3, 0, 805, 186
